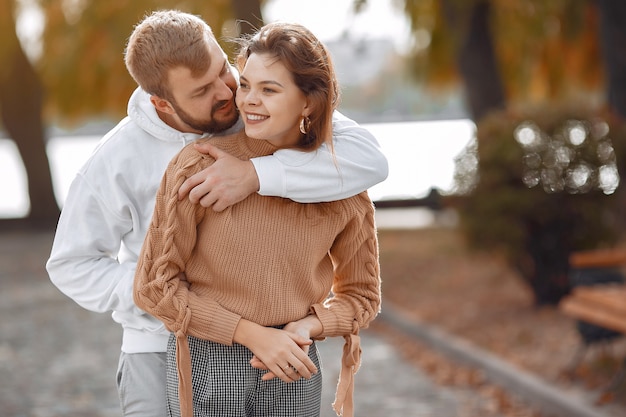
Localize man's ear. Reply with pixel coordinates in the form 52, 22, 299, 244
150, 95, 175, 114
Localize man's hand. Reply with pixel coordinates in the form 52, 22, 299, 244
177, 142, 260, 212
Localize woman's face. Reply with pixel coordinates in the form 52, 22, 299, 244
236, 52, 309, 148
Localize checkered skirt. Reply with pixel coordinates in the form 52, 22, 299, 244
166, 334, 323, 416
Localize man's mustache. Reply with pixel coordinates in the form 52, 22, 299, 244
212, 100, 231, 113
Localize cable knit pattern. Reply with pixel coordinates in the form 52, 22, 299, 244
134, 131, 381, 417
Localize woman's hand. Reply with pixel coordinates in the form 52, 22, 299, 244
234, 319, 318, 383
249, 315, 323, 381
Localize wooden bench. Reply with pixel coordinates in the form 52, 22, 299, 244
558, 248, 626, 396
561, 248, 626, 333
560, 284, 626, 334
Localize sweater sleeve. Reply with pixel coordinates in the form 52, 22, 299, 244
311, 193, 382, 336
310, 193, 381, 417
133, 149, 241, 346
250, 111, 389, 202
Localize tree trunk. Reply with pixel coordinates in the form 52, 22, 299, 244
442, 0, 506, 122
0, 2, 59, 229
521, 218, 573, 305
597, 0, 626, 120
597, 1, 626, 235
231, 0, 264, 37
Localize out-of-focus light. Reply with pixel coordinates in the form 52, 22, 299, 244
515, 122, 540, 148
597, 141, 615, 163
567, 163, 592, 191
599, 164, 619, 194
514, 118, 620, 195
591, 120, 610, 139
567, 121, 587, 146
413, 28, 432, 51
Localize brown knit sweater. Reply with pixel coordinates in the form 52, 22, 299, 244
134, 131, 381, 417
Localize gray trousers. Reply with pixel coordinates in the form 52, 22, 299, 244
167, 334, 323, 417
117, 351, 168, 416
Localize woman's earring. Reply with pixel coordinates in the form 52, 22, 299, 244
299, 116, 311, 134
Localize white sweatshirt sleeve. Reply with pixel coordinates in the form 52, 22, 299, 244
250, 111, 389, 202
46, 174, 139, 315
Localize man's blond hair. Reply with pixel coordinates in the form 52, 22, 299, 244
125, 10, 214, 99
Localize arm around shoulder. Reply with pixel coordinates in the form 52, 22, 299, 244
251, 111, 388, 203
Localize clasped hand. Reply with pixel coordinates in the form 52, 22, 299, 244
244, 316, 323, 383
248, 324, 316, 383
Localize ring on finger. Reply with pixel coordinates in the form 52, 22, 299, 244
283, 365, 298, 374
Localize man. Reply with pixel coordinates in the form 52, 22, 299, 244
46, 10, 388, 417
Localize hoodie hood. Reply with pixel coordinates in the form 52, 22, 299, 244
126, 87, 206, 144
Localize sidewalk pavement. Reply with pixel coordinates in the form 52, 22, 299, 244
0, 230, 488, 417
0, 230, 620, 417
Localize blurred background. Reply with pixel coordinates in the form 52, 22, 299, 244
0, 0, 474, 218
3, 0, 626, 302
2, 0, 626, 415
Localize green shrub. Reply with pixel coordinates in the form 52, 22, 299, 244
451, 106, 625, 305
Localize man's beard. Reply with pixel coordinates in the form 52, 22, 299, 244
171, 99, 239, 134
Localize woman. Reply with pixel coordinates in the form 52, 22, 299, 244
134, 22, 381, 417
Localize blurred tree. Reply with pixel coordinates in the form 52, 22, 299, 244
40, 0, 264, 123
400, 0, 604, 122
0, 0, 58, 228
452, 106, 625, 304
395, 0, 626, 304
1, 0, 264, 229
597, 0, 626, 120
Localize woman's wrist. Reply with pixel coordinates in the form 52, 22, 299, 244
233, 318, 260, 346
298, 314, 323, 338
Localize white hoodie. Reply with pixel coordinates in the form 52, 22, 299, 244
47, 87, 388, 353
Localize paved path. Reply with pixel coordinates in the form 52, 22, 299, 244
318, 333, 480, 417
0, 230, 501, 417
